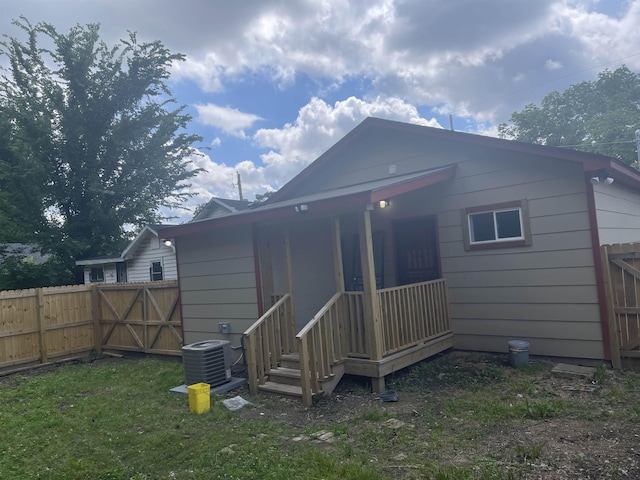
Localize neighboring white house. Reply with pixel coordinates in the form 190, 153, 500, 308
76, 225, 177, 284
76, 197, 248, 284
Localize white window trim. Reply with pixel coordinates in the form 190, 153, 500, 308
468, 207, 525, 245
462, 199, 531, 251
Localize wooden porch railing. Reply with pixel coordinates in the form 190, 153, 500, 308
378, 278, 451, 356
243, 293, 295, 395
297, 292, 347, 406
344, 292, 367, 357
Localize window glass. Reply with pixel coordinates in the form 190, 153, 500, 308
90, 267, 104, 282
469, 212, 495, 242
464, 201, 530, 251
495, 210, 522, 239
151, 261, 163, 281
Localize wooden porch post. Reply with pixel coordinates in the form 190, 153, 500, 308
258, 227, 275, 309
284, 228, 296, 332
359, 209, 384, 366
333, 217, 345, 293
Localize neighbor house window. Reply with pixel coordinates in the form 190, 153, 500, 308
89, 267, 104, 283
463, 200, 531, 251
150, 261, 163, 281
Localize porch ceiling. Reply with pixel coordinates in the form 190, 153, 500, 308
163, 165, 457, 237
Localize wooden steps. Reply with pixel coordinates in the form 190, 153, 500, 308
258, 381, 305, 399
267, 367, 301, 386
257, 353, 343, 401
279, 354, 300, 369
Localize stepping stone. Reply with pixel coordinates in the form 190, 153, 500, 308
551, 363, 596, 378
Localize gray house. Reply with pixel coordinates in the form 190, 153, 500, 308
192, 197, 251, 221
163, 117, 640, 404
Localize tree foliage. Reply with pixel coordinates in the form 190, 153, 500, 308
499, 66, 640, 165
0, 18, 202, 284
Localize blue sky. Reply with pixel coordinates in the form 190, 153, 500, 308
2, 0, 640, 222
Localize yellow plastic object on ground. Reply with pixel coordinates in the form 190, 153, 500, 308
187, 383, 210, 414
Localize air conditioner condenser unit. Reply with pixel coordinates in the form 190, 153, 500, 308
182, 340, 232, 388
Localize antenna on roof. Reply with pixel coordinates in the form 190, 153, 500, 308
449, 114, 454, 132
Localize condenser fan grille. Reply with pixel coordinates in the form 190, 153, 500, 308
182, 340, 231, 387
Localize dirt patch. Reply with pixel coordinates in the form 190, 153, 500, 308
233, 352, 640, 479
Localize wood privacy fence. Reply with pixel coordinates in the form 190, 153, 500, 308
0, 281, 182, 371
601, 243, 640, 369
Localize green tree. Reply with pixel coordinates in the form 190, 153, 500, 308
0, 103, 49, 243
499, 66, 640, 165
0, 18, 202, 282
254, 190, 275, 204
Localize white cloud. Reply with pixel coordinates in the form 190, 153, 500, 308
3, 0, 639, 124
545, 59, 563, 70
549, 1, 640, 69
195, 104, 263, 138
172, 95, 442, 222
254, 96, 440, 175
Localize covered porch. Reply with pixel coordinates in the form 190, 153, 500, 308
244, 198, 454, 406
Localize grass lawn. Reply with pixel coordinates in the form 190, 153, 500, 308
1, 352, 639, 479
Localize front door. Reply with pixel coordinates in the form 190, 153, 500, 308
394, 217, 440, 285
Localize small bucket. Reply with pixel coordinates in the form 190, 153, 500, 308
507, 340, 530, 368
187, 382, 210, 414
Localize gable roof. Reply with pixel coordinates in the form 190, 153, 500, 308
192, 197, 251, 222
162, 116, 640, 239
265, 117, 640, 204
120, 224, 175, 259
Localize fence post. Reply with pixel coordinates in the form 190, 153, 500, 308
91, 285, 103, 355
601, 245, 621, 369
142, 287, 149, 353
35, 288, 48, 364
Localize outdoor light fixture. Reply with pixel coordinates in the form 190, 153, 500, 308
163, 239, 173, 247
379, 199, 390, 208
591, 170, 614, 186
295, 204, 308, 213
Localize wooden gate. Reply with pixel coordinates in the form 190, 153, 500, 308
97, 281, 182, 355
601, 243, 640, 368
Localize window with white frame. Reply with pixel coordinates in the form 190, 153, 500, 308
463, 200, 531, 250
89, 267, 104, 283
150, 261, 163, 281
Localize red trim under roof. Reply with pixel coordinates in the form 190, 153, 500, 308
162, 166, 456, 238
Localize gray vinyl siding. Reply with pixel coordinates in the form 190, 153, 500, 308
394, 154, 602, 358
265, 219, 337, 331
594, 182, 640, 244
298, 130, 604, 359
177, 226, 258, 347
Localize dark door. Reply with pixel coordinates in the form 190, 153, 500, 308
349, 231, 385, 291
394, 217, 440, 285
